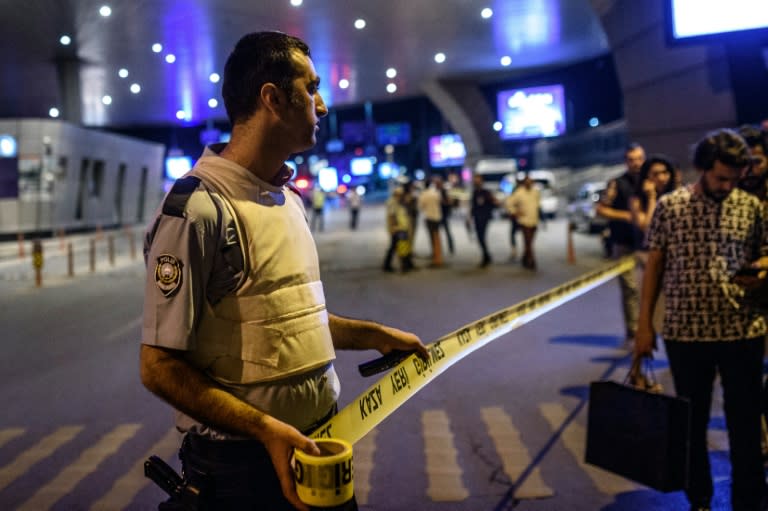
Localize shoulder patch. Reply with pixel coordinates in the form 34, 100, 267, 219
162, 176, 202, 218
155, 254, 183, 297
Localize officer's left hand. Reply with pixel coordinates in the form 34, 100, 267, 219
376, 325, 429, 360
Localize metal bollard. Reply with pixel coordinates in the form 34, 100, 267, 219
67, 242, 74, 277
90, 238, 96, 272
108, 235, 115, 266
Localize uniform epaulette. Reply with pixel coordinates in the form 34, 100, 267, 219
162, 176, 202, 217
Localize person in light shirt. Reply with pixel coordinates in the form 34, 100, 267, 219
504, 174, 540, 270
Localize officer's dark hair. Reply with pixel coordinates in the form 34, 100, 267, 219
737, 124, 768, 154
692, 129, 750, 171
624, 142, 644, 157
222, 31, 311, 126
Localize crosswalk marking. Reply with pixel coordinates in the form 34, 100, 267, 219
422, 409, 469, 502
0, 425, 84, 491
480, 406, 554, 498
17, 424, 142, 511
90, 427, 181, 511
0, 428, 25, 449
351, 428, 378, 505
539, 402, 638, 495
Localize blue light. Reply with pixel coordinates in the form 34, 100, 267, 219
0, 135, 18, 157
589, 117, 600, 127
165, 155, 193, 179
342, 174, 351, 184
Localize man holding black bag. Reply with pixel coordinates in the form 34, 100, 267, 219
634, 129, 768, 511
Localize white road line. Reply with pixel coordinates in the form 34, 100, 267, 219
480, 407, 554, 499
0, 428, 25, 448
18, 424, 142, 511
539, 402, 637, 495
0, 426, 83, 491
104, 316, 143, 342
422, 409, 469, 502
90, 427, 182, 511
351, 428, 378, 505
707, 417, 729, 452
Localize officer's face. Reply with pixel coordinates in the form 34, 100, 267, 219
284, 51, 328, 151
625, 148, 645, 174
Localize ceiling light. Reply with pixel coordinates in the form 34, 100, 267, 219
209, 72, 220, 83
118, 68, 129, 78
354, 19, 366, 30
386, 83, 397, 94
434, 53, 446, 64
49, 107, 60, 118
386, 68, 397, 79
208, 98, 218, 108
152, 43, 163, 53
102, 95, 112, 105
481, 7, 493, 19
290, 0, 303, 5
500, 56, 512, 66
99, 5, 112, 17
338, 79, 349, 89
59, 35, 71, 46
130, 83, 141, 94
165, 54, 176, 64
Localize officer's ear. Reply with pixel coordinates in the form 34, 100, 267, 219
260, 83, 285, 115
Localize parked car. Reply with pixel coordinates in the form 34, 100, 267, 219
566, 181, 608, 233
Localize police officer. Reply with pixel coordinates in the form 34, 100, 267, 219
140, 31, 428, 511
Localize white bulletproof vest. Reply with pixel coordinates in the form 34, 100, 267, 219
185, 157, 336, 384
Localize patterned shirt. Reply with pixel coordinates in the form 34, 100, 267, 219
647, 185, 767, 341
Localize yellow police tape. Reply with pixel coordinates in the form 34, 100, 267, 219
294, 438, 354, 507
309, 256, 636, 445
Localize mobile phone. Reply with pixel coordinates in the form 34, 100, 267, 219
735, 267, 762, 277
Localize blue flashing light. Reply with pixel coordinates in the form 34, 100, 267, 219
0, 135, 18, 157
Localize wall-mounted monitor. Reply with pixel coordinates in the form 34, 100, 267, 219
497, 84, 566, 140
429, 134, 466, 168
350, 157, 374, 176
665, 0, 768, 43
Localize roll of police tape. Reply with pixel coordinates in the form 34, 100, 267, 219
310, 256, 636, 445
294, 438, 354, 507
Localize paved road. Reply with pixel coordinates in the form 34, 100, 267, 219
0, 203, 739, 510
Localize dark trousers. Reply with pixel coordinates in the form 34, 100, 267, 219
441, 215, 454, 254
664, 338, 766, 510
349, 208, 359, 230
176, 434, 359, 511
474, 216, 491, 263
520, 225, 537, 269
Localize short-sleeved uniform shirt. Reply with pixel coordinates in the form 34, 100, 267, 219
142, 145, 339, 438
647, 185, 768, 341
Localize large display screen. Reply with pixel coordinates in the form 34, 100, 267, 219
667, 0, 768, 41
429, 134, 466, 168
496, 84, 566, 140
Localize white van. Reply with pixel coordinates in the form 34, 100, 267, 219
500, 170, 560, 219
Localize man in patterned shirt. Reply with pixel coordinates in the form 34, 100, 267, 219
635, 129, 768, 511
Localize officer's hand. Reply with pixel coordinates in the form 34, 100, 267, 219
376, 324, 429, 360
261, 416, 320, 511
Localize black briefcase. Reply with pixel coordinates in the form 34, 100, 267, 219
585, 377, 691, 492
